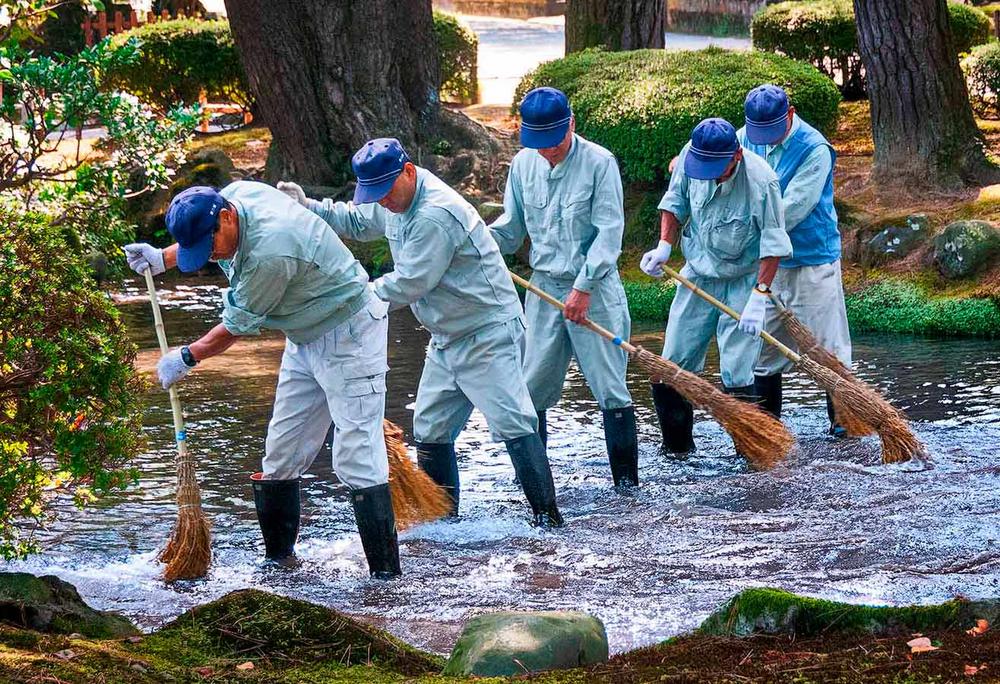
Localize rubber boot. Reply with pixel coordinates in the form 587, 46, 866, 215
536, 410, 548, 449
753, 373, 783, 419
724, 384, 761, 458
251, 473, 300, 565
416, 442, 459, 515
603, 406, 639, 487
505, 434, 563, 527
350, 483, 402, 579
650, 382, 695, 454
826, 393, 848, 438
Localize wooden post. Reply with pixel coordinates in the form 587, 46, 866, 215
96, 11, 108, 41
113, 10, 124, 34
129, 10, 138, 30
161, 9, 170, 21
994, 10, 1000, 40
81, 15, 93, 46
199, 88, 209, 133
147, 10, 155, 24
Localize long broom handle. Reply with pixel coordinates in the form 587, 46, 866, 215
508, 271, 639, 353
658, 265, 803, 364
143, 270, 189, 458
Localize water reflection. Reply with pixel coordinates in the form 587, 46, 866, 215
7, 277, 1000, 655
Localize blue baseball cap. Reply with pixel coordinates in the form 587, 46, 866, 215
352, 138, 410, 204
684, 118, 740, 181
519, 86, 572, 149
744, 84, 791, 145
165, 186, 225, 273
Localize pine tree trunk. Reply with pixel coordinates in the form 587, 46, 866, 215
853, 0, 998, 189
565, 0, 665, 53
223, 0, 439, 185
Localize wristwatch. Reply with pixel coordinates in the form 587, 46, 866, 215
180, 346, 198, 367
754, 282, 772, 295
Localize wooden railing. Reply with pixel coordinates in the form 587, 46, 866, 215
81, 9, 202, 46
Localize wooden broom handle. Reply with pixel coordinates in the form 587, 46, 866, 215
144, 269, 189, 457
658, 264, 803, 363
508, 271, 639, 354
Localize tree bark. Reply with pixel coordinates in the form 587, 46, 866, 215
853, 0, 998, 190
223, 0, 439, 185
565, 0, 665, 53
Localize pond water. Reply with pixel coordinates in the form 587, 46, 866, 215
6, 276, 1000, 655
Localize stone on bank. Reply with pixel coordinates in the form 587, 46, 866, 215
0, 572, 138, 638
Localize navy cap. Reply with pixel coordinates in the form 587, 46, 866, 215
684, 118, 740, 181
744, 84, 791, 146
519, 86, 572, 149
165, 186, 225, 273
352, 138, 410, 204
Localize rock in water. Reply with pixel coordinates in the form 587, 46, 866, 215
443, 610, 609, 676
933, 220, 1000, 279
0, 573, 138, 638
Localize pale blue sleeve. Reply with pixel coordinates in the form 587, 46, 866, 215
221, 258, 293, 336
574, 156, 624, 292
657, 148, 691, 222
781, 145, 833, 231
372, 215, 459, 306
307, 198, 387, 242
758, 179, 793, 260
489, 165, 529, 254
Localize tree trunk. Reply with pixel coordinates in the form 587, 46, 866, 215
223, 0, 439, 185
853, 0, 998, 190
565, 0, 665, 53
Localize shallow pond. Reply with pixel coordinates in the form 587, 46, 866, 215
7, 276, 1000, 655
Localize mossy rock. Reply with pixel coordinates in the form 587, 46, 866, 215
933, 219, 1000, 279
861, 213, 929, 266
0, 573, 138, 639
443, 610, 609, 677
697, 588, 986, 638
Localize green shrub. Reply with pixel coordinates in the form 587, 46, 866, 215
0, 207, 144, 559
752, 0, 990, 98
624, 279, 675, 322
434, 11, 478, 105
107, 19, 251, 112
515, 47, 840, 184
845, 279, 1000, 337
966, 40, 1000, 118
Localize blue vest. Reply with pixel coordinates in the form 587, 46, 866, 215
745, 120, 839, 268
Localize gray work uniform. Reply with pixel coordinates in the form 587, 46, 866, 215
218, 181, 389, 488
490, 134, 632, 411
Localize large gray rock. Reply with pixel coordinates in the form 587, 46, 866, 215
443, 610, 608, 677
933, 220, 1000, 279
863, 214, 928, 265
0, 573, 138, 638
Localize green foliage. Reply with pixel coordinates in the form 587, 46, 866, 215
434, 11, 478, 105
0, 208, 144, 560
845, 279, 1000, 337
515, 47, 840, 184
752, 1, 990, 97
107, 19, 251, 112
966, 40, 1000, 118
623, 279, 675, 322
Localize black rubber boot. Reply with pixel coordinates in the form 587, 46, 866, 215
826, 393, 848, 438
603, 406, 639, 487
723, 384, 761, 457
350, 483, 402, 580
505, 434, 563, 527
753, 373, 783, 419
650, 382, 695, 454
536, 410, 548, 449
416, 442, 459, 515
251, 474, 300, 565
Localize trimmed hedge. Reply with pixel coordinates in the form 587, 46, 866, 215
107, 19, 250, 112
515, 47, 840, 184
966, 40, 1000, 119
434, 11, 479, 105
752, 1, 991, 98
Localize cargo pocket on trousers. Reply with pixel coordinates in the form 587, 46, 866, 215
340, 373, 387, 423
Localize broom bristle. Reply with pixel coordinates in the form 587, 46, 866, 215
383, 420, 452, 530
159, 506, 212, 582
633, 348, 794, 469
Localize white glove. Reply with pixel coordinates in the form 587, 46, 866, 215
738, 289, 769, 337
157, 348, 194, 389
124, 243, 165, 276
639, 240, 673, 278
277, 181, 308, 207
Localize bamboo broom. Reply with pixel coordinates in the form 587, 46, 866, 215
509, 271, 794, 469
659, 265, 926, 464
383, 419, 451, 530
144, 269, 212, 581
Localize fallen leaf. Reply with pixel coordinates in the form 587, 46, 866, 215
967, 619, 989, 636
53, 649, 78, 660
907, 636, 939, 653
966, 664, 980, 675
236, 661, 254, 671
195, 666, 214, 677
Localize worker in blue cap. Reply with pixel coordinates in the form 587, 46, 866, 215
737, 84, 852, 435
489, 86, 638, 489
123, 182, 402, 579
639, 118, 792, 454
278, 139, 563, 528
